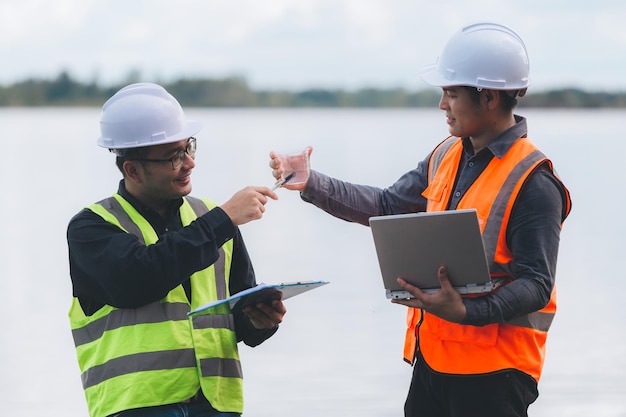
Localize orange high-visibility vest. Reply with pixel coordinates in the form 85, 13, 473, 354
403, 136, 571, 382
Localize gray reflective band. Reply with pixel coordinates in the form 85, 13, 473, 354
81, 348, 197, 389
200, 357, 243, 379
429, 137, 458, 180
192, 314, 235, 330
72, 302, 190, 347
95, 194, 228, 301
77, 195, 240, 391
95, 197, 145, 245
185, 196, 228, 300
482, 149, 545, 276
214, 249, 227, 300
430, 143, 553, 332
475, 149, 553, 331
185, 196, 211, 217
506, 310, 554, 332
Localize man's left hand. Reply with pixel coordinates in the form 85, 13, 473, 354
391, 265, 467, 323
243, 296, 287, 329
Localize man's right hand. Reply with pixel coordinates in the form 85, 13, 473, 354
220, 186, 278, 226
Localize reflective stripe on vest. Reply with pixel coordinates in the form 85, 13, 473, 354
403, 136, 571, 382
69, 195, 243, 417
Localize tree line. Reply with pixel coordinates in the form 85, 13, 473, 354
2, 71, 625, 108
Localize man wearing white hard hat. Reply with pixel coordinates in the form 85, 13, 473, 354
68, 83, 286, 417
269, 23, 572, 416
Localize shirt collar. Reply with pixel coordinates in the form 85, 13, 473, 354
461, 114, 528, 159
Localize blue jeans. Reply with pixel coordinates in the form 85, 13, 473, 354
109, 402, 240, 417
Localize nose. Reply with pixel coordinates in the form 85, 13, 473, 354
182, 152, 195, 169
439, 92, 448, 110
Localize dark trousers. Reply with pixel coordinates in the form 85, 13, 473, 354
404, 355, 539, 417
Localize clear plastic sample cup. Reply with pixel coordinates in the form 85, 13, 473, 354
276, 148, 310, 185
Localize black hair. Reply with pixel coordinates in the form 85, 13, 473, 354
112, 147, 150, 175
464, 87, 519, 112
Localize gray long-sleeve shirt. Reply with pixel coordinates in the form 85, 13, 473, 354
300, 116, 569, 326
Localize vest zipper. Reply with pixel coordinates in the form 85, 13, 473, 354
414, 308, 425, 362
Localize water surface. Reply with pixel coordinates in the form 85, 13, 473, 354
0, 108, 622, 416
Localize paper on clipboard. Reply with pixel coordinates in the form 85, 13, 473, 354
187, 280, 329, 317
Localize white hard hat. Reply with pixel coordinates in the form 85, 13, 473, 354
97, 82, 201, 149
420, 22, 530, 91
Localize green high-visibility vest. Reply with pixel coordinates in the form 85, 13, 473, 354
69, 194, 243, 417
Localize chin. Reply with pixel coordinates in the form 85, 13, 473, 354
174, 180, 192, 195
448, 127, 465, 138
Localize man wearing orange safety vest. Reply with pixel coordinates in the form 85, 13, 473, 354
269, 23, 571, 417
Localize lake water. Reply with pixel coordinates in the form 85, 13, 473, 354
0, 107, 623, 417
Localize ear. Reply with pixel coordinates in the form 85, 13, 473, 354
483, 89, 500, 110
123, 160, 144, 184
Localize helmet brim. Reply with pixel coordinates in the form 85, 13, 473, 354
97, 120, 202, 149
419, 64, 453, 88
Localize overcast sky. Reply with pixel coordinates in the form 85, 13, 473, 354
2, 0, 625, 92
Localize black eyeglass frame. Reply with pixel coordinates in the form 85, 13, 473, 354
131, 137, 196, 170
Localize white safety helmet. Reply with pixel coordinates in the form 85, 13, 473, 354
97, 82, 201, 150
420, 22, 530, 91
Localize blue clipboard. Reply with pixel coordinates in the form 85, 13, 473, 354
188, 280, 329, 317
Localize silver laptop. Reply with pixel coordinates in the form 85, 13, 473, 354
369, 209, 498, 299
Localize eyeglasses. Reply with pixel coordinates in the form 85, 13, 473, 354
133, 137, 197, 170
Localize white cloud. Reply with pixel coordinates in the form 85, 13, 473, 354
342, 0, 393, 48
1, 0, 625, 91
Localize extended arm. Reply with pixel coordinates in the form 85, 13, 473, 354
68, 207, 236, 312
300, 158, 431, 225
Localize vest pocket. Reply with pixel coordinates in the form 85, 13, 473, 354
422, 176, 448, 204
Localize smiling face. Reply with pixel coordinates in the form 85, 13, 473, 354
122, 138, 196, 213
439, 86, 489, 139
437, 86, 517, 152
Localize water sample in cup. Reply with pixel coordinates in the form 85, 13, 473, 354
276, 148, 310, 185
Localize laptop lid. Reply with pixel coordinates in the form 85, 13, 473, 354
368, 209, 495, 299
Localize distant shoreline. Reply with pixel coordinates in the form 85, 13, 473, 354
2, 72, 625, 108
